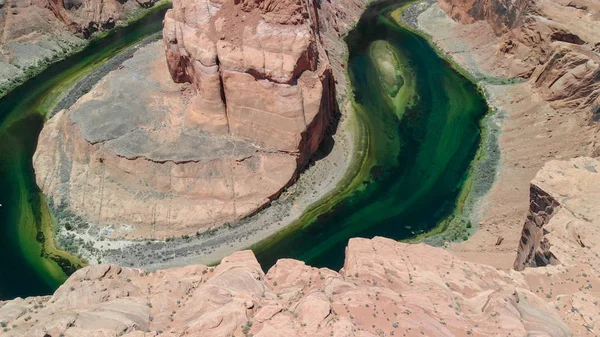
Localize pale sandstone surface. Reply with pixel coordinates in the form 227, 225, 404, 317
514, 157, 600, 337
34, 41, 300, 239
0, 237, 573, 337
0, 0, 156, 91
415, 0, 600, 269
4, 158, 600, 336
34, 0, 341, 239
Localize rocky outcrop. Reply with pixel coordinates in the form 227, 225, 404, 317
0, 0, 157, 95
514, 157, 600, 270
34, 0, 340, 240
438, 0, 531, 34
34, 42, 304, 239
438, 0, 600, 118
0, 237, 572, 337
162, 0, 335, 162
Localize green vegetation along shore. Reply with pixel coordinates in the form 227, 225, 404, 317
0, 2, 170, 300
253, 0, 492, 270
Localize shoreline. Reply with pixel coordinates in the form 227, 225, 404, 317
0, 1, 172, 100
50, 0, 499, 271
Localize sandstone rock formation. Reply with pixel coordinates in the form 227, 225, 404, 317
515, 157, 600, 271
0, 0, 157, 94
162, 0, 335, 163
438, 0, 600, 118
7, 157, 600, 336
34, 0, 335, 240
514, 157, 600, 336
0, 237, 572, 337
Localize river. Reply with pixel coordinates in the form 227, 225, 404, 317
254, 0, 489, 269
0, 0, 488, 299
0, 4, 170, 300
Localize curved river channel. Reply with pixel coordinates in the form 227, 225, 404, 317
253, 1, 488, 268
0, 5, 170, 299
0, 0, 488, 299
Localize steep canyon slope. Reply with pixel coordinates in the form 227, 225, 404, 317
3, 157, 599, 336
0, 0, 157, 94
438, 0, 600, 118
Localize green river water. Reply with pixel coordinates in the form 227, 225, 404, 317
0, 4, 170, 300
254, 1, 489, 269
0, 0, 489, 299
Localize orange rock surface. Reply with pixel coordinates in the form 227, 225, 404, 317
162, 0, 335, 160
0, 236, 573, 337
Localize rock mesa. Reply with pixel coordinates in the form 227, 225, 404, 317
33, 0, 334, 239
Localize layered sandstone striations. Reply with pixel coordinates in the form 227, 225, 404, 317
34, 0, 335, 240
0, 0, 157, 94
0, 237, 572, 337
162, 0, 335, 163
437, 0, 600, 118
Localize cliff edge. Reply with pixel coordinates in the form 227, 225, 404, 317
4, 157, 600, 336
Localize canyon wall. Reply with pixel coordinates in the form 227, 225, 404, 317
162, 0, 335, 163
0, 0, 157, 94
514, 157, 600, 270
439, 0, 600, 120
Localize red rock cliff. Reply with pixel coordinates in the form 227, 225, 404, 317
162, 0, 335, 165
439, 0, 600, 119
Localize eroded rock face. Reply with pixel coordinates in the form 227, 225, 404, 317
0, 237, 572, 337
34, 0, 337, 239
513, 157, 600, 336
438, 0, 531, 34
0, 0, 156, 92
513, 184, 561, 270
162, 0, 335, 161
438, 0, 600, 118
515, 157, 600, 270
